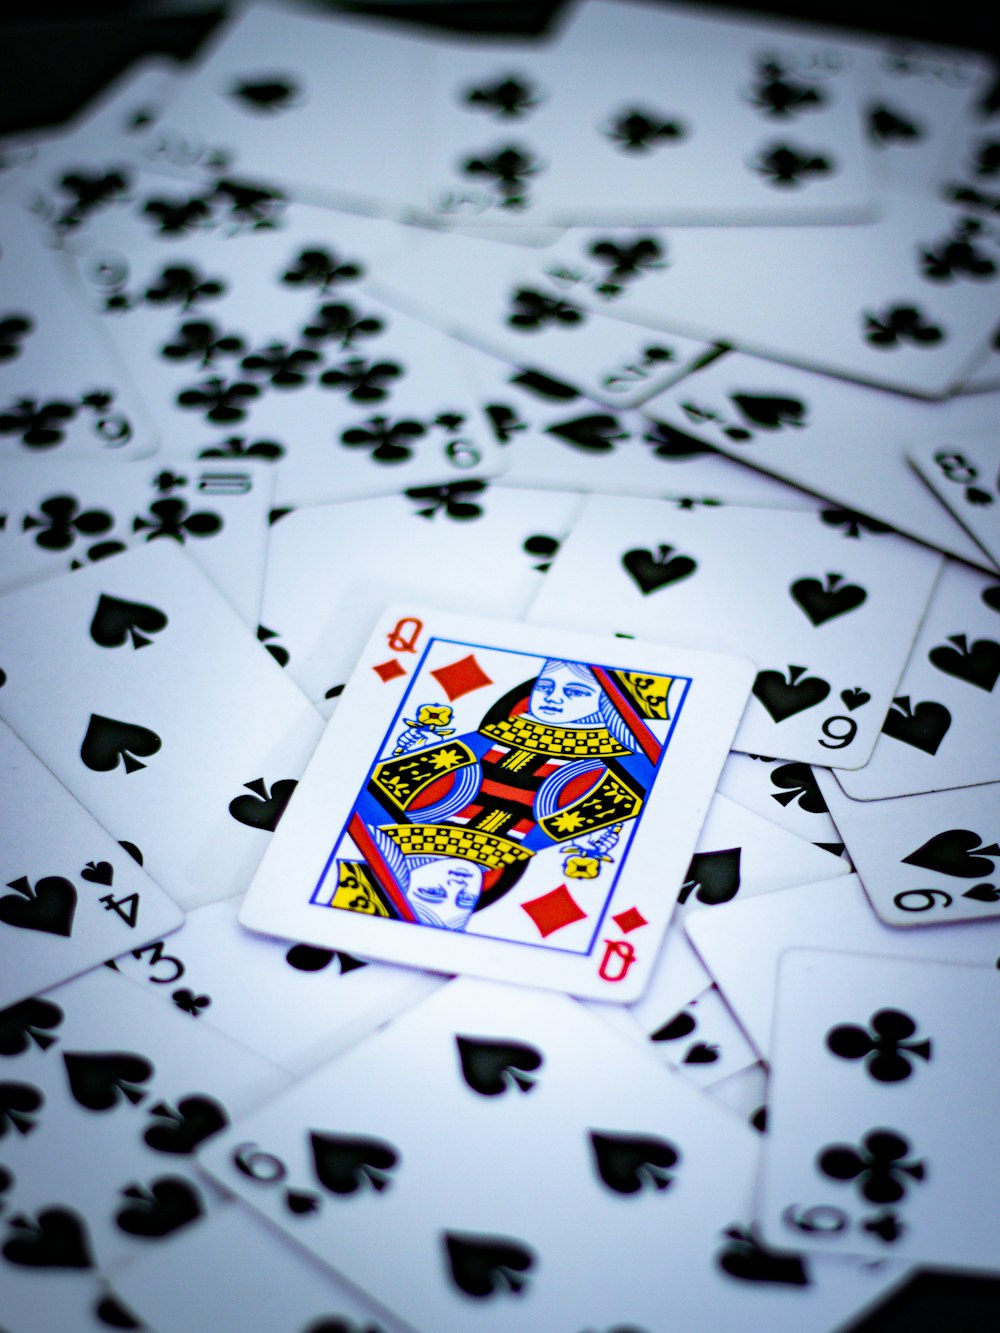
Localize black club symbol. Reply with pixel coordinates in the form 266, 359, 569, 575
197, 435, 284, 460
161, 320, 246, 368
172, 988, 211, 1016
588, 237, 666, 293
461, 143, 541, 209
0, 398, 78, 449
145, 265, 226, 312
605, 108, 686, 152
282, 247, 363, 291
22, 495, 114, 551
753, 144, 833, 187
462, 75, 541, 120
971, 138, 1000, 179
0, 313, 33, 363
748, 60, 826, 119
340, 415, 426, 463
826, 1009, 932, 1083
132, 497, 223, 543
819, 1129, 926, 1205
523, 533, 559, 570
212, 177, 286, 229
240, 342, 321, 388
405, 480, 486, 520
302, 302, 384, 349
507, 287, 584, 331
319, 357, 402, 402
919, 218, 997, 282
55, 169, 130, 229
176, 375, 261, 423
142, 194, 213, 237
862, 304, 944, 348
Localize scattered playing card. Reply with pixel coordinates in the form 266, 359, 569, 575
817, 770, 1000, 926
642, 347, 998, 568
908, 432, 1000, 572
0, 718, 182, 1008
686, 874, 1000, 1057
109, 895, 442, 1075
760, 949, 1000, 1271
199, 976, 904, 1331
239, 604, 753, 1001
0, 965, 287, 1332
0, 542, 323, 908
716, 751, 850, 859
837, 558, 1000, 798
528, 495, 942, 768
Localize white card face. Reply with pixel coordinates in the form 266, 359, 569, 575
686, 874, 1000, 1057
371, 225, 717, 409
465, 343, 822, 506
240, 604, 753, 1001
0, 202, 157, 460
818, 771, 1000, 927
642, 347, 997, 568
422, 4, 878, 226
536, 198, 1000, 396
907, 433, 1000, 572
0, 719, 182, 1008
856, 41, 996, 198
126, 5, 435, 214
637, 983, 760, 1089
66, 195, 506, 507
837, 559, 1000, 799
0, 966, 287, 1332
0, 458, 274, 628
0, 542, 323, 909
716, 751, 850, 858
760, 949, 1000, 1271
110, 896, 442, 1076
114, 1204, 410, 1333
199, 976, 903, 1332
527, 495, 942, 768
259, 486, 585, 712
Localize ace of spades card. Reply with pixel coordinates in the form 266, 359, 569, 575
239, 606, 753, 1001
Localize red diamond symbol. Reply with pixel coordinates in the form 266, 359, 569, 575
373, 658, 406, 683
612, 906, 647, 934
431, 653, 493, 702
522, 885, 586, 939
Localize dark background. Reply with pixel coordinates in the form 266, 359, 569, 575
2, 1, 998, 1328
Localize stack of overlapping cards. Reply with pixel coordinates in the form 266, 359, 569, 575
0, 1, 998, 1328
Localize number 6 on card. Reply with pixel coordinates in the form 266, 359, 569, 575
239, 607, 753, 1000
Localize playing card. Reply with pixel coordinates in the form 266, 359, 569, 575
114, 1204, 410, 1333
422, 0, 879, 226
936, 72, 999, 215
908, 432, 1000, 572
109, 895, 442, 1075
0, 965, 287, 1333
686, 873, 1000, 1058
716, 752, 849, 858
466, 343, 823, 506
836, 559, 1000, 798
760, 949, 1000, 1271
370, 224, 718, 409
199, 976, 905, 1331
522, 198, 1000, 398
259, 485, 585, 714
239, 603, 753, 1001
817, 770, 1000, 926
642, 347, 997, 568
0, 718, 182, 1008
0, 542, 324, 909
0, 200, 157, 460
0, 458, 274, 628
527, 495, 942, 768
125, 4, 439, 215
637, 983, 760, 1089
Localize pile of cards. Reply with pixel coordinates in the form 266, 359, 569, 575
1, 2, 998, 1329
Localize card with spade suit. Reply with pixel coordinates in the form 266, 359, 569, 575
527, 495, 942, 767
239, 604, 753, 1001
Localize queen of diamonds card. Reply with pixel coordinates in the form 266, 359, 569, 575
240, 608, 753, 1000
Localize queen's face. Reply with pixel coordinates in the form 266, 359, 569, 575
529, 663, 600, 727
404, 857, 483, 930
